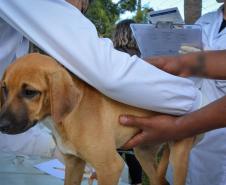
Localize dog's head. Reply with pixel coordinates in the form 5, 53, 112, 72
0, 53, 80, 134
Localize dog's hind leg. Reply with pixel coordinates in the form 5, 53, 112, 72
64, 154, 86, 185
157, 144, 170, 185
134, 145, 163, 185
169, 137, 195, 185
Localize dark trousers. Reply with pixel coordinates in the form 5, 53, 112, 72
118, 150, 142, 184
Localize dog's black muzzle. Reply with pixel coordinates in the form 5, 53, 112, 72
0, 106, 35, 135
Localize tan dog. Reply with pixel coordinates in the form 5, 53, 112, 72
0, 53, 195, 185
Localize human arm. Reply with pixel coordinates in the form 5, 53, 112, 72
120, 95, 226, 148
0, 0, 201, 115
145, 50, 226, 79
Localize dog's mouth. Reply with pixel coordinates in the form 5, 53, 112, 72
0, 104, 39, 135
0, 120, 38, 135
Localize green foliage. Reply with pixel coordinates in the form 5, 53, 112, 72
85, 0, 120, 37
133, 0, 153, 23
117, 0, 137, 13
135, 7, 153, 23
85, 0, 152, 37
134, 8, 143, 22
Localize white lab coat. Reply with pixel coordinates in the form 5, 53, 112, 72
0, 17, 56, 157
0, 18, 29, 78
0, 0, 202, 116
166, 5, 226, 185
0, 0, 202, 157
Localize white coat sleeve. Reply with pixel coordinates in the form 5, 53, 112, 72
0, 0, 202, 115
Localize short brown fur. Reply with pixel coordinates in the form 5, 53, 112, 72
0, 53, 195, 185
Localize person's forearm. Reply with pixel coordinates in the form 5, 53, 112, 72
175, 95, 226, 139
181, 50, 226, 79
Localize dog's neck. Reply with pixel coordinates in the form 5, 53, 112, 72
41, 116, 55, 131
41, 116, 78, 156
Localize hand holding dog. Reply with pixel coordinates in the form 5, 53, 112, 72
119, 115, 179, 149
120, 94, 226, 149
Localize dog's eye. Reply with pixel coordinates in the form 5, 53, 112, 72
22, 89, 40, 99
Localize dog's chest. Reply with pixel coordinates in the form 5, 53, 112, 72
42, 117, 78, 156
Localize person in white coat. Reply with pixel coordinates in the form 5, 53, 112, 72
0, 0, 202, 115
184, 1, 226, 185
0, 2, 201, 124
120, 0, 226, 184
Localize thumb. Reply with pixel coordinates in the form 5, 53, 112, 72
122, 132, 146, 149
119, 115, 146, 128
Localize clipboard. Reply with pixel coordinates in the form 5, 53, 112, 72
130, 22, 202, 58
149, 7, 184, 24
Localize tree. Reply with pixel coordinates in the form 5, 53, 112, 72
184, 0, 202, 24
119, 0, 153, 23
85, 0, 120, 37
85, 0, 152, 37
85, 0, 139, 37
134, 0, 143, 22
117, 0, 137, 13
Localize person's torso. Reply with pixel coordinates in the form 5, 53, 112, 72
198, 9, 226, 50
186, 7, 226, 185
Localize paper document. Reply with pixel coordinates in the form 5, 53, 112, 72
34, 159, 129, 185
149, 7, 184, 24
35, 159, 65, 179
131, 23, 202, 58
34, 159, 96, 179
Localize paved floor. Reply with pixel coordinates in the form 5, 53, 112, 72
0, 152, 129, 185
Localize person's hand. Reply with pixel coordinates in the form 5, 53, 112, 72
119, 114, 180, 149
145, 56, 190, 77
145, 46, 202, 77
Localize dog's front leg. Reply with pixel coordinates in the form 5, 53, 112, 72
64, 154, 86, 185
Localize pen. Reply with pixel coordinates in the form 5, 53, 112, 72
53, 167, 65, 171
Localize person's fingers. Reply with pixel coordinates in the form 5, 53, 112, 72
119, 115, 149, 128
122, 132, 146, 149
181, 45, 201, 52
178, 50, 188, 54
180, 46, 201, 53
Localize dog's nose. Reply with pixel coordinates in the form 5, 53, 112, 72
0, 119, 11, 129
0, 110, 11, 131
0, 117, 11, 133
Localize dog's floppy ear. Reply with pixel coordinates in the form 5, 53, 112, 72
0, 71, 7, 109
0, 80, 2, 109
48, 69, 81, 123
